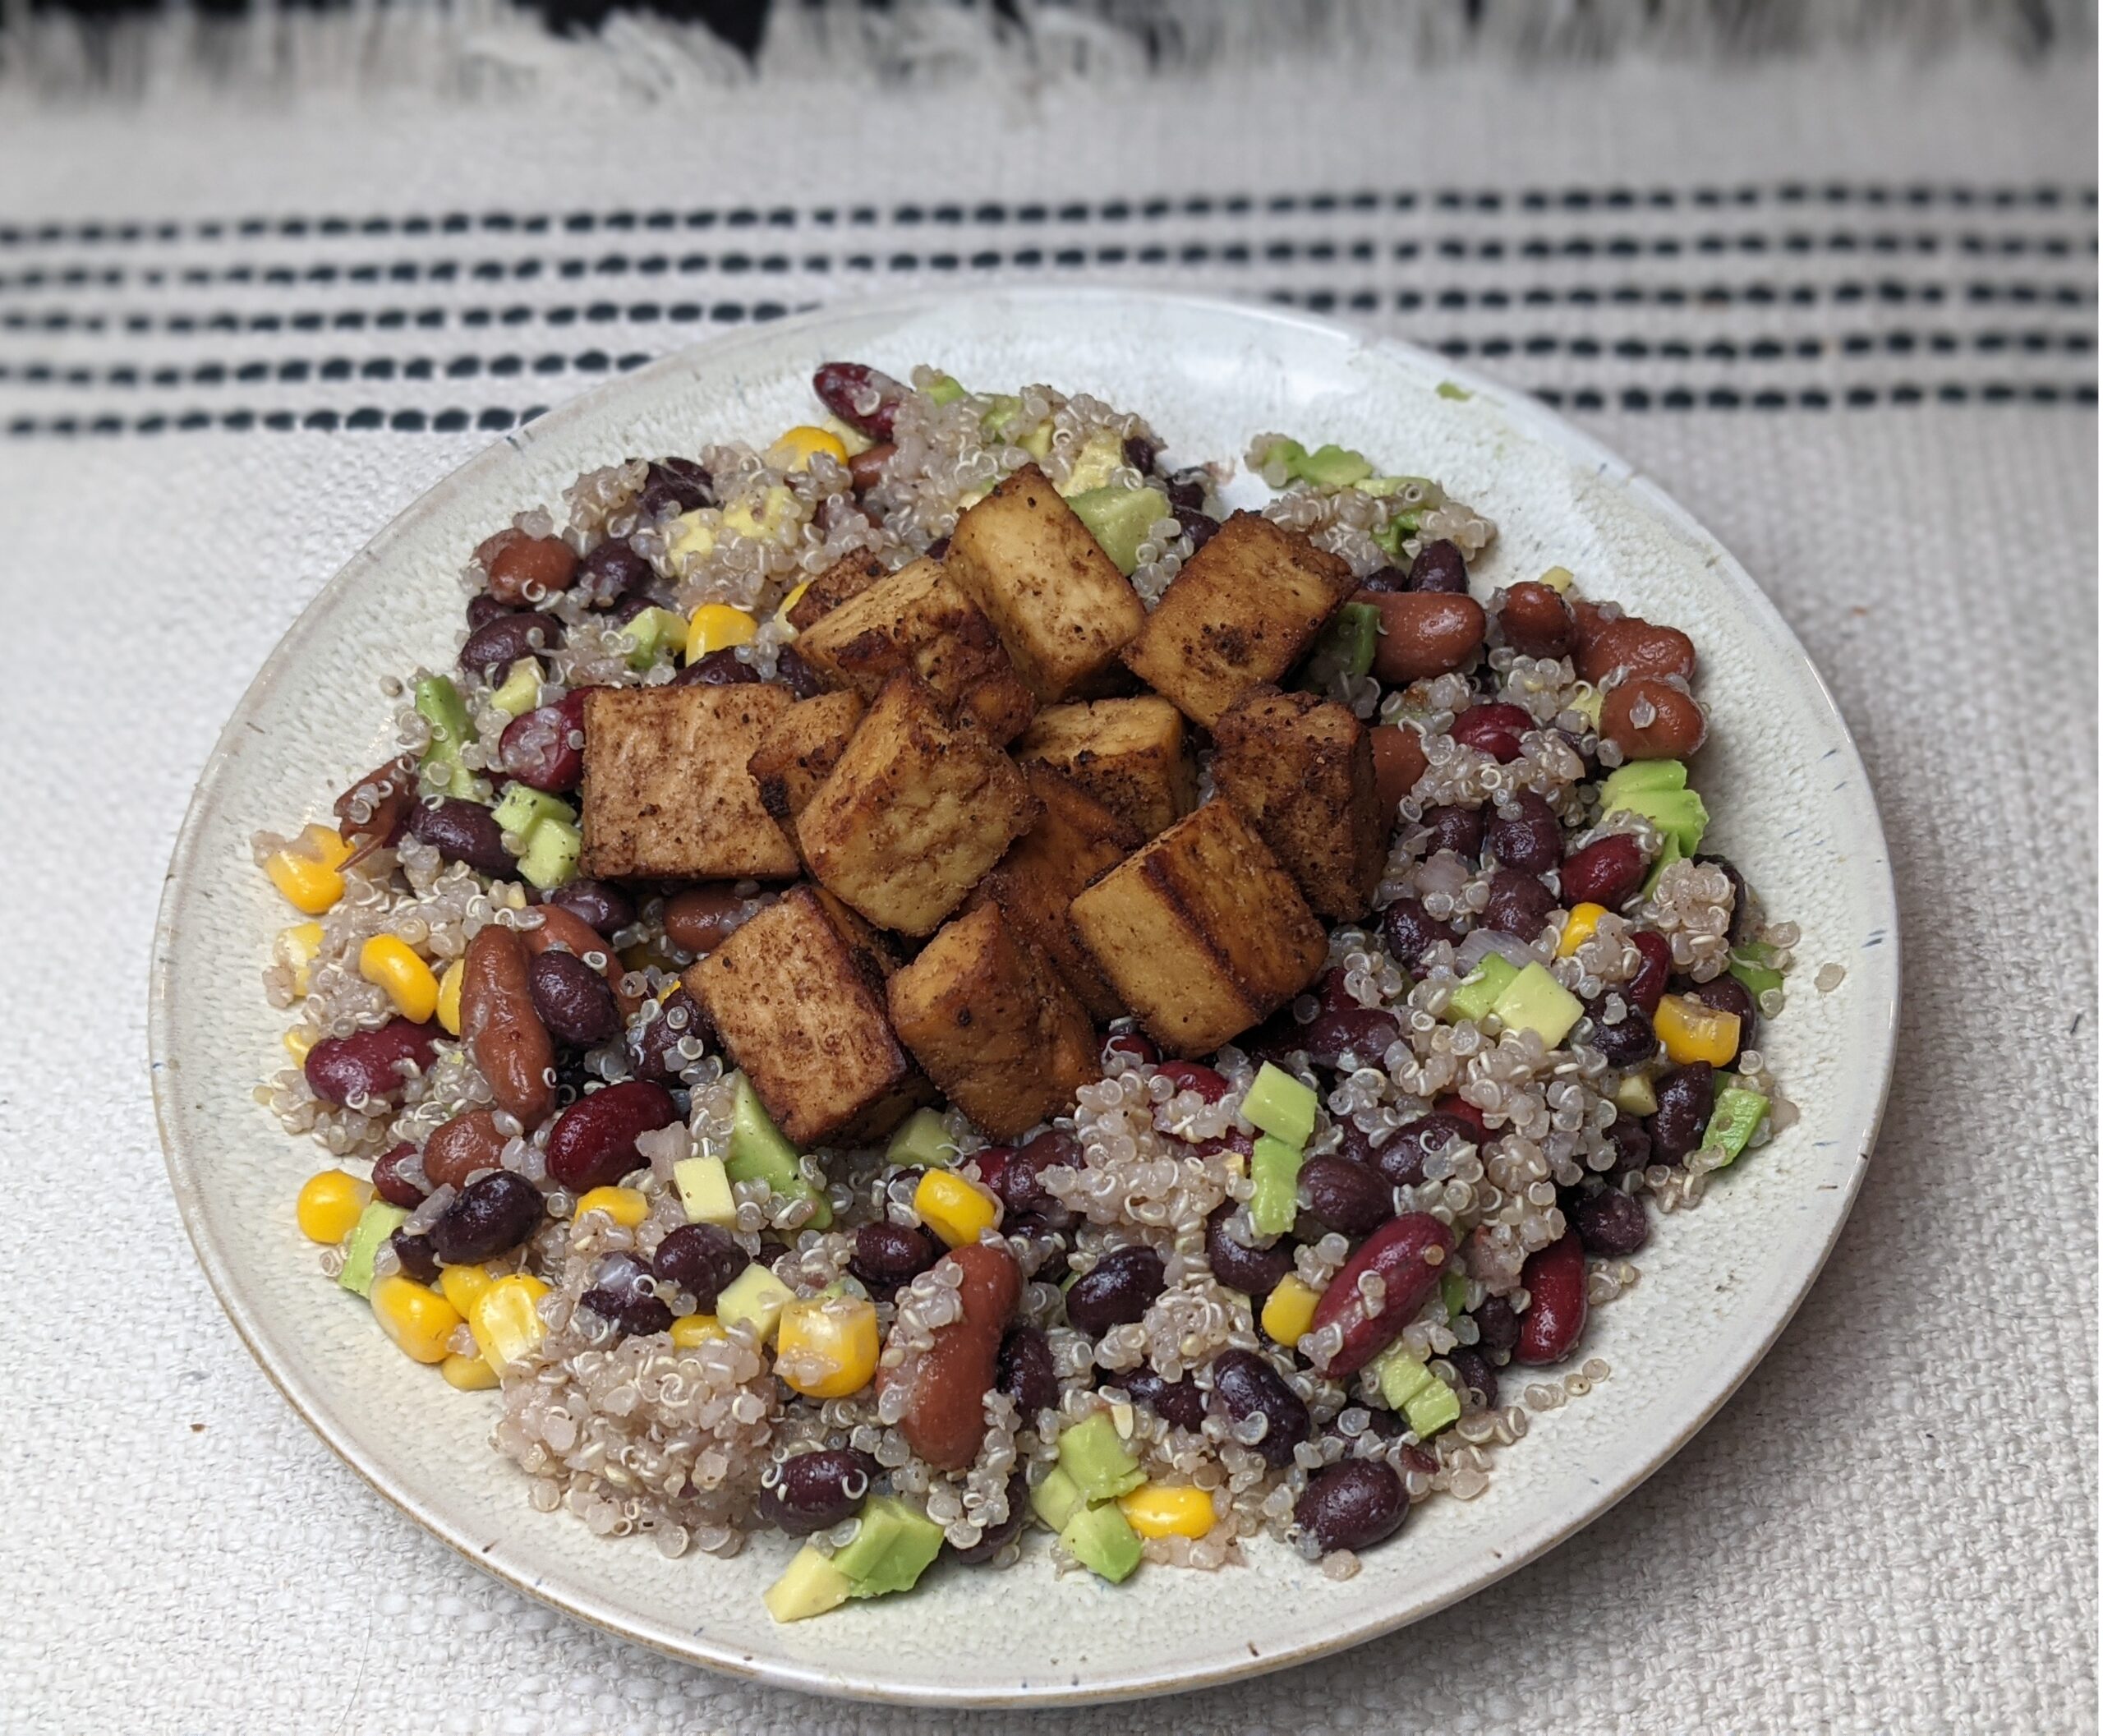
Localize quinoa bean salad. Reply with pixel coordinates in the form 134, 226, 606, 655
258, 361, 1801, 1615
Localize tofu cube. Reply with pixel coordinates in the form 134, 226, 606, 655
788, 550, 889, 633
945, 463, 1147, 702
1013, 696, 1197, 840
1119, 511, 1358, 728
886, 901, 1100, 1140
792, 556, 1036, 744
972, 762, 1142, 1023
685, 886, 923, 1148
747, 689, 866, 825
579, 684, 798, 882
1069, 799, 1328, 1057
796, 672, 1040, 937
1212, 687, 1387, 921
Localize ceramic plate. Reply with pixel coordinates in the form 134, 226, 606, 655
151, 288, 1898, 1706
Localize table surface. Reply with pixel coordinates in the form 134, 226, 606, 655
0, 32, 2095, 1734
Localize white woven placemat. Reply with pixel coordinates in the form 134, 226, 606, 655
0, 13, 2094, 1731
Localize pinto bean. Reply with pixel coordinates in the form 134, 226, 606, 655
1498, 581, 1575, 659
485, 535, 578, 607
1365, 592, 1486, 684
423, 1109, 510, 1190
877, 1242, 1022, 1471
459, 925, 556, 1127
1601, 676, 1707, 760
662, 884, 755, 955
1307, 1212, 1457, 1375
847, 444, 895, 492
1574, 606, 1697, 687
1369, 725, 1429, 817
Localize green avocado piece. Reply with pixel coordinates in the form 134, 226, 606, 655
1441, 1270, 1469, 1319
1242, 1062, 1318, 1150
1295, 444, 1374, 489
924, 374, 967, 406
517, 817, 581, 891
1444, 954, 1521, 1024
414, 675, 472, 768
1702, 1082, 1771, 1167
620, 606, 688, 671
491, 782, 574, 839
1373, 1342, 1434, 1411
1067, 485, 1171, 576
762, 1545, 854, 1623
1060, 1502, 1144, 1584
1490, 962, 1585, 1049
1056, 1413, 1145, 1503
725, 1074, 831, 1228
1297, 601, 1381, 692
338, 1199, 411, 1299
1030, 1465, 1088, 1532
1248, 1135, 1305, 1240
1405, 1374, 1461, 1438
490, 658, 544, 717
1600, 760, 1710, 859
833, 1496, 945, 1598
1642, 831, 1686, 898
885, 1107, 959, 1170
1728, 943, 1785, 1002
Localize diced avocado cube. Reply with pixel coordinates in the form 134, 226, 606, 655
1702, 1083, 1771, 1167
1599, 760, 1687, 799
1444, 954, 1521, 1024
1066, 485, 1171, 577
924, 374, 967, 406
1030, 1465, 1088, 1532
1242, 1062, 1318, 1150
715, 1264, 796, 1343
490, 658, 543, 717
1374, 1342, 1436, 1412
1255, 436, 1308, 477
1441, 1270, 1469, 1319
1568, 684, 1605, 730
833, 1496, 946, 1598
1358, 474, 1442, 503
620, 606, 688, 670
1599, 760, 1709, 859
1295, 443, 1374, 489
1248, 1135, 1305, 1240
338, 1199, 411, 1299
517, 817, 581, 891
1641, 831, 1685, 899
1060, 1502, 1144, 1584
492, 782, 575, 840
1297, 601, 1381, 692
1058, 427, 1132, 499
885, 1107, 959, 1170
1491, 962, 1585, 1049
1728, 943, 1784, 1002
415, 675, 472, 766
673, 1154, 738, 1227
725, 1073, 831, 1229
1369, 516, 1412, 558
1612, 1071, 1659, 1117
1403, 1374, 1461, 1439
1056, 1412, 1145, 1503
763, 1544, 854, 1623
980, 394, 1023, 435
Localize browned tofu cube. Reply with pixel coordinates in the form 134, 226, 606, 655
796, 672, 1039, 937
579, 684, 798, 882
685, 886, 924, 1148
746, 690, 866, 825
788, 549, 889, 633
972, 763, 1141, 1023
792, 556, 1035, 744
945, 463, 1147, 702
1119, 512, 1357, 728
1069, 799, 1328, 1057
1212, 687, 1385, 920
1013, 696, 1197, 840
886, 901, 1100, 1140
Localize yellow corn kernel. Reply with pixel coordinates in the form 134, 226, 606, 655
1261, 1274, 1322, 1347
296, 1170, 371, 1243
914, 1170, 999, 1248
1654, 993, 1742, 1066
775, 1296, 881, 1398
371, 1273, 463, 1365
438, 1263, 495, 1317
685, 603, 759, 663
470, 1274, 551, 1373
435, 959, 465, 1036
263, 823, 355, 914
773, 580, 811, 638
721, 485, 798, 542
1537, 565, 1576, 593
283, 1026, 316, 1065
768, 425, 849, 472
359, 935, 439, 1024
1117, 1483, 1217, 1540
1558, 902, 1608, 959
440, 1352, 500, 1391
275, 922, 325, 997
667, 509, 716, 566
670, 1314, 725, 1349
574, 1186, 648, 1228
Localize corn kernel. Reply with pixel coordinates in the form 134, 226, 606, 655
263, 823, 354, 914
1537, 565, 1576, 592
359, 935, 439, 1023
667, 509, 716, 566
775, 1296, 880, 1398
440, 1352, 501, 1391
768, 425, 849, 472
720, 485, 798, 542
1261, 1273, 1322, 1346
1654, 993, 1742, 1066
296, 1170, 371, 1243
435, 959, 465, 1036
1117, 1483, 1217, 1540
438, 1263, 495, 1316
471, 1274, 551, 1373
670, 1315, 725, 1348
773, 580, 811, 638
283, 1027, 316, 1065
913, 1170, 999, 1248
275, 922, 325, 997
371, 1273, 463, 1365
574, 1186, 648, 1228
685, 603, 759, 664
1558, 902, 1608, 959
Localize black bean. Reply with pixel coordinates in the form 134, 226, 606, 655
1584, 1000, 1659, 1067
577, 537, 654, 610
1572, 1186, 1651, 1257
1375, 1112, 1477, 1189
1299, 1153, 1394, 1240
628, 988, 709, 1086
1471, 1294, 1521, 1357
613, 588, 676, 624
390, 1227, 439, 1285
757, 1448, 877, 1536
1409, 538, 1469, 594
1484, 791, 1563, 874
459, 610, 564, 681
652, 1223, 746, 1313
1481, 868, 1558, 942
637, 457, 712, 518
1381, 896, 1460, 969
543, 878, 634, 938
1208, 1348, 1312, 1468
1065, 1246, 1165, 1335
987, 1130, 1079, 1233
1298, 1006, 1404, 1072
950, 1471, 1031, 1565
1296, 1459, 1406, 1554
849, 1221, 939, 1293
996, 1326, 1059, 1418
669, 647, 758, 688
580, 1250, 674, 1337
1204, 1208, 1295, 1297
466, 592, 512, 629
1122, 434, 1159, 475
1422, 804, 1486, 859
1355, 564, 1411, 596
407, 796, 516, 878
1447, 1346, 1499, 1411
1695, 853, 1758, 945
1173, 506, 1220, 554
1164, 470, 1209, 512
773, 645, 826, 700
427, 1170, 542, 1265
1122, 1366, 1208, 1430
1604, 1112, 1653, 1176
528, 951, 622, 1048
1650, 1062, 1715, 1161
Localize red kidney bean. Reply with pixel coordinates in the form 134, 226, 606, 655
1685, 974, 1758, 1049
499, 691, 588, 794
459, 610, 564, 682
1574, 609, 1697, 687
1572, 1187, 1650, 1256
1602, 676, 1707, 761
408, 797, 516, 879
849, 1220, 939, 1293
1649, 1062, 1715, 1160
1482, 868, 1559, 941
578, 1250, 674, 1336
1065, 1246, 1165, 1336
1627, 930, 1673, 1013
1435, 1094, 1489, 1135
1449, 702, 1533, 764
423, 1110, 508, 1190
528, 951, 622, 1048
757, 1448, 877, 1536
1562, 833, 1647, 908
1303, 1006, 1404, 1072
1584, 999, 1659, 1067
1156, 1061, 1231, 1103
1374, 1112, 1478, 1190
1408, 539, 1470, 594
950, 1471, 1030, 1566
661, 884, 753, 955
485, 536, 578, 607
1299, 1153, 1394, 1239
1381, 896, 1460, 969
1123, 1366, 1208, 1430
812, 362, 906, 441
996, 1325, 1060, 1418
1296, 1459, 1406, 1554
304, 1019, 436, 1107
1513, 1232, 1589, 1365
462, 926, 557, 1127
1485, 791, 1562, 873
391, 1228, 440, 1285
637, 458, 712, 518
1207, 1348, 1312, 1467
1369, 725, 1429, 817
669, 648, 759, 688
1103, 1030, 1162, 1068
1498, 581, 1575, 658
577, 537, 652, 610
370, 1143, 427, 1208
1205, 1208, 1295, 1297
880, 1241, 1022, 1471
1423, 803, 1486, 859
628, 986, 710, 1086
773, 646, 826, 700
650, 1223, 747, 1314
1366, 592, 1486, 684
1447, 1345, 1499, 1411
334, 756, 416, 859
429, 1170, 543, 1265
545, 1080, 679, 1191
1604, 1112, 1653, 1176
1471, 1293, 1521, 1357
1308, 1212, 1457, 1376
543, 878, 633, 938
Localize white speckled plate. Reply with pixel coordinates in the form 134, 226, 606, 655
151, 289, 1898, 1707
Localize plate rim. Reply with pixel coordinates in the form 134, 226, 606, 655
150, 284, 1900, 1707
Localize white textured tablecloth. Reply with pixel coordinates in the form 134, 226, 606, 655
1, 24, 2095, 1733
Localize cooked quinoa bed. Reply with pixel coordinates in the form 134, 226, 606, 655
258, 361, 1800, 1607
